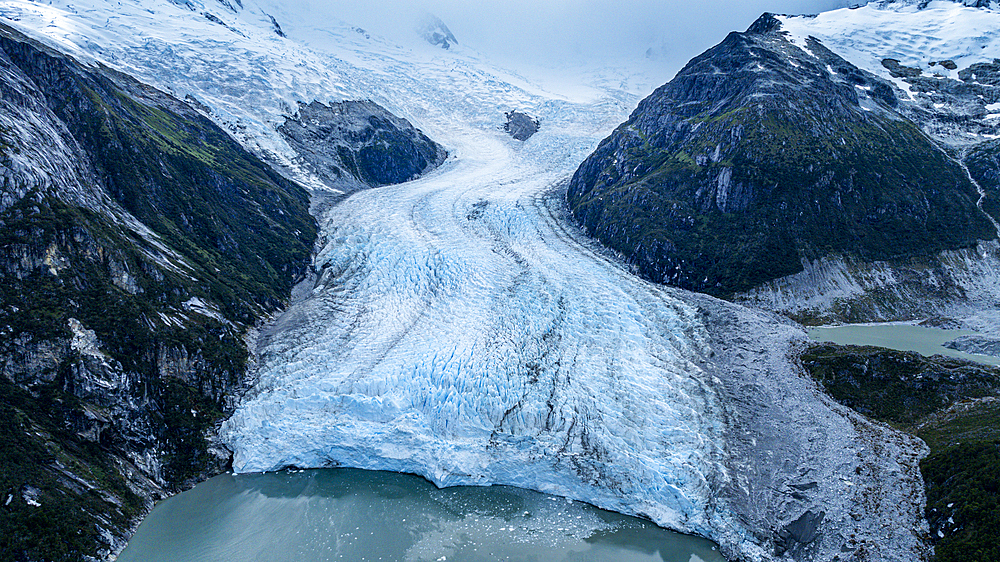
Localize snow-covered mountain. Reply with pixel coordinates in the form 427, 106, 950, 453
734, 1, 1000, 335
567, 10, 994, 298
2, 1, 983, 561
561, 0, 1000, 343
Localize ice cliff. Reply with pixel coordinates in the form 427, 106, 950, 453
0, 0, 939, 559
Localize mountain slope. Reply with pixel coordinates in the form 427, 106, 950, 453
717, 1, 1000, 327
0, 22, 317, 560
278, 100, 446, 192
0, 2, 937, 561
566, 13, 995, 298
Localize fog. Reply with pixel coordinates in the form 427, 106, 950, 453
309, 0, 862, 82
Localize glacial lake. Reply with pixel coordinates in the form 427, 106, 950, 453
118, 469, 726, 562
807, 323, 1000, 366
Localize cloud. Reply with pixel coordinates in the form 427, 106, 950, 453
273, 1, 860, 84
439, 0, 856, 66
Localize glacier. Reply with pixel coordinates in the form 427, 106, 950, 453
0, 0, 935, 559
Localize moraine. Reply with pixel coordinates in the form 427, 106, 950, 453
0, 0, 938, 560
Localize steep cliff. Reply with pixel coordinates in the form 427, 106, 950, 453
278, 100, 446, 192
0, 22, 317, 561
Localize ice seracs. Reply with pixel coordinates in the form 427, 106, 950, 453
0, 1, 934, 559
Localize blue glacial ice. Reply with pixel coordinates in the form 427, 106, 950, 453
0, 1, 935, 559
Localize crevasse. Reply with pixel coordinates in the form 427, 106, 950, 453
221, 112, 730, 538
0, 1, 934, 559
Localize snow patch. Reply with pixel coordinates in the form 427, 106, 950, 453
22, 486, 41, 508
182, 297, 229, 325
779, 2, 1000, 86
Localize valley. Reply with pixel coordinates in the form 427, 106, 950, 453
0, 1, 998, 562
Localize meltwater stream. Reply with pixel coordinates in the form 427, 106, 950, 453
117, 469, 725, 562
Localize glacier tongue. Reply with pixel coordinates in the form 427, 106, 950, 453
222, 123, 728, 537
0, 0, 931, 559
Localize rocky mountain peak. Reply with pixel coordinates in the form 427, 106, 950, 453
745, 12, 782, 35
567, 13, 994, 296
417, 13, 458, 50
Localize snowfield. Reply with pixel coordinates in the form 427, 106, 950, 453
0, 0, 938, 560
780, 1, 1000, 90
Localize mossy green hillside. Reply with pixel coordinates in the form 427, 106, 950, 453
801, 344, 1000, 427
801, 344, 1000, 562
0, 24, 317, 561
0, 30, 316, 323
567, 20, 994, 297
0, 377, 144, 562
0, 193, 248, 559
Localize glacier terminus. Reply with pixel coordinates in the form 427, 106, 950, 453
0, 0, 948, 560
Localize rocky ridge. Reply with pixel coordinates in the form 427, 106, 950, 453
0, 22, 318, 561
277, 100, 447, 193
417, 13, 458, 50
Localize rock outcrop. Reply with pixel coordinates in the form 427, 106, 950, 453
278, 100, 447, 192
503, 110, 540, 141
416, 14, 458, 50
0, 22, 316, 561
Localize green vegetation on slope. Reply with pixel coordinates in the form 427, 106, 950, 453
0, 377, 145, 562
802, 344, 1000, 562
567, 22, 994, 297
0, 24, 317, 561
0, 193, 250, 560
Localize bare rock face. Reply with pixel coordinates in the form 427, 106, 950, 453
0, 22, 315, 562
417, 14, 458, 50
503, 111, 540, 141
278, 100, 447, 191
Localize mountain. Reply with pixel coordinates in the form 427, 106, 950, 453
0, 1, 978, 562
729, 1, 1000, 329
278, 100, 446, 192
567, 11, 996, 301
0, 13, 452, 559
0, 21, 316, 560
565, 3, 1000, 560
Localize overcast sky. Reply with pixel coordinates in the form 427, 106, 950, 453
318, 0, 861, 80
